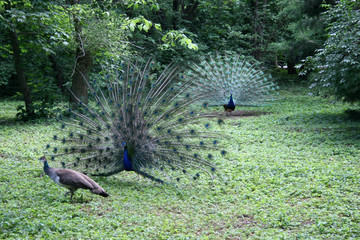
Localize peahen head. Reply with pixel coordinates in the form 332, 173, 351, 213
39, 156, 47, 163
39, 156, 50, 169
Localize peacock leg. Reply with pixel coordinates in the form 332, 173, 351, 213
90, 168, 123, 177
135, 170, 164, 184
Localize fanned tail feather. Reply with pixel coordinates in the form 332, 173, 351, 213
187, 53, 279, 107
46, 58, 227, 184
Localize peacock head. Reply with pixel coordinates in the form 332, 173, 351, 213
229, 93, 234, 103
122, 141, 135, 159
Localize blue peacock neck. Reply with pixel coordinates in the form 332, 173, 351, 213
227, 94, 235, 108
123, 146, 133, 171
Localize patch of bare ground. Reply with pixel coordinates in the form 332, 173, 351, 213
212, 110, 271, 118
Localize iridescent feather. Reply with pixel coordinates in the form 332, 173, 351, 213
187, 53, 279, 108
47, 59, 226, 184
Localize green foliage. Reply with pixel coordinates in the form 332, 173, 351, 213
0, 0, 133, 118
13, 51, 65, 121
116, 0, 202, 65
0, 0, 70, 55
137, 0, 287, 65
69, 2, 132, 64
160, 30, 198, 50
306, 0, 360, 102
271, 0, 334, 72
1, 85, 360, 238
195, 0, 252, 53
2, 0, 357, 122
15, 100, 62, 121
0, 0, 73, 117
124, 0, 159, 11
0, 58, 14, 87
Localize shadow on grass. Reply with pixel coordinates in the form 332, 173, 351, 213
211, 110, 271, 118
279, 111, 360, 146
94, 174, 201, 199
0, 115, 18, 125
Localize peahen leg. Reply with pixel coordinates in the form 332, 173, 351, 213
64, 190, 75, 200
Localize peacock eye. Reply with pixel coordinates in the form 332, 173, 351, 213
48, 59, 229, 184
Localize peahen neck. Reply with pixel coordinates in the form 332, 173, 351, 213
123, 148, 133, 171
43, 160, 51, 175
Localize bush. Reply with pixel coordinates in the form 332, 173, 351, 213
306, 0, 360, 102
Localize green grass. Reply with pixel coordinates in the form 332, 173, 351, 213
1, 86, 359, 239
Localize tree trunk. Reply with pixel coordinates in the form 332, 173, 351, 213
287, 62, 297, 74
252, 0, 262, 60
70, 47, 92, 106
69, 0, 92, 107
172, 0, 179, 29
5, 1, 33, 116
182, 0, 199, 21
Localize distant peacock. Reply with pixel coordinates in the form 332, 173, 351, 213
186, 53, 279, 111
46, 59, 227, 184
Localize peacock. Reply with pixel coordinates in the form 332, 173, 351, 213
39, 156, 109, 200
186, 53, 279, 112
224, 94, 235, 112
46, 59, 227, 184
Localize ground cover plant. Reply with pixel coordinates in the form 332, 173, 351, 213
0, 85, 359, 239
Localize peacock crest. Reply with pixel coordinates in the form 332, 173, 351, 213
186, 53, 279, 108
46, 59, 227, 184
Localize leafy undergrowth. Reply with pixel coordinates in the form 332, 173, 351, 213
1, 86, 359, 239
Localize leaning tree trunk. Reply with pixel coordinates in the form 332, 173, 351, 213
5, 1, 33, 116
69, 0, 92, 108
70, 46, 92, 106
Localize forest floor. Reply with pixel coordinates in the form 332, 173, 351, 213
1, 85, 360, 239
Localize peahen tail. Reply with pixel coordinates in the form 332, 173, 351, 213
46, 58, 227, 183
186, 53, 279, 107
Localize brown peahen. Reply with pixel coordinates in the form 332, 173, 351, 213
186, 53, 279, 111
46, 59, 226, 184
39, 156, 109, 200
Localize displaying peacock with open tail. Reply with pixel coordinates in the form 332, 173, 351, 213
186, 53, 279, 112
46, 59, 227, 184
